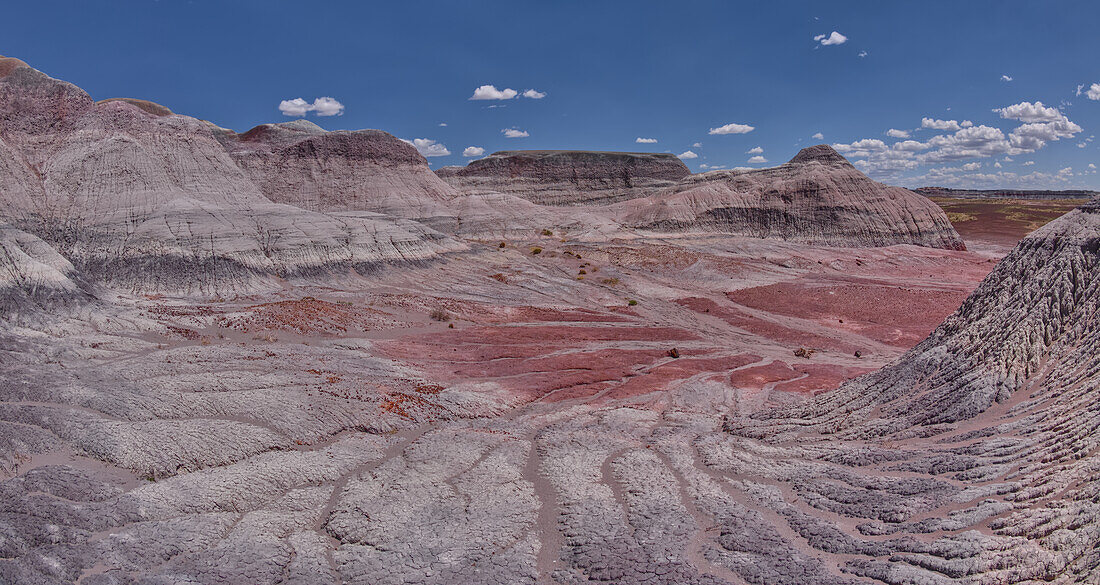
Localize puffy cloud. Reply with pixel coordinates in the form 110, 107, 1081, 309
731, 166, 755, 172
747, 146, 764, 154
962, 162, 981, 171
635, 137, 658, 143
923, 125, 1014, 162
994, 162, 1002, 168
961, 120, 974, 128
1023, 160, 1035, 166
858, 51, 867, 58
470, 85, 518, 100
814, 31, 848, 46
1078, 84, 1085, 96
708, 122, 755, 135
522, 89, 547, 99
279, 97, 345, 117
311, 97, 344, 116
921, 118, 961, 132
1008, 116, 1082, 151
462, 146, 485, 157
1001, 75, 1013, 82
886, 128, 910, 138
401, 138, 451, 157
833, 139, 889, 156
747, 155, 768, 163
812, 132, 824, 140
1088, 83, 1100, 100
994, 101, 1063, 123
893, 140, 928, 152
1090, 163, 1097, 169
502, 128, 529, 138
692, 142, 702, 148
677, 150, 698, 159
699, 163, 725, 170
278, 98, 312, 116
439, 122, 447, 127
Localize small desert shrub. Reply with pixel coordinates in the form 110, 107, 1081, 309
541, 229, 553, 236
531, 247, 543, 255
601, 277, 620, 286
627, 299, 638, 306
429, 308, 451, 322
489, 273, 508, 283
578, 269, 587, 275
498, 241, 507, 248
794, 347, 816, 358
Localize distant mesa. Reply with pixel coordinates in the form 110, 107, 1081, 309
437, 150, 691, 205
915, 186, 1099, 200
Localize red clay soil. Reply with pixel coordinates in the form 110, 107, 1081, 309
930, 197, 1085, 247
675, 296, 862, 354
725, 281, 970, 348
217, 297, 396, 335
378, 324, 700, 402
729, 360, 875, 396
596, 353, 762, 402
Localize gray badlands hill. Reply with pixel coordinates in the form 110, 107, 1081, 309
620, 144, 966, 249
221, 119, 457, 219
437, 149, 691, 205
0, 56, 462, 294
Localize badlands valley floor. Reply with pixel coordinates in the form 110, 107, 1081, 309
2, 56, 1100, 585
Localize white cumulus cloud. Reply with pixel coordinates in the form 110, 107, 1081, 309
747, 146, 764, 154
635, 137, 658, 143
747, 155, 768, 163
1086, 83, 1100, 100
708, 122, 755, 135
886, 128, 910, 138
994, 101, 1063, 123
814, 31, 848, 46
1001, 75, 1013, 82
858, 51, 867, 58
401, 138, 451, 157
522, 89, 546, 99
279, 97, 345, 117
678, 150, 698, 159
462, 146, 485, 157
502, 128, 529, 138
470, 85, 518, 100
812, 132, 824, 140
921, 118, 961, 132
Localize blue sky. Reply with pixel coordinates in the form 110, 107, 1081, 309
4, 0, 1100, 189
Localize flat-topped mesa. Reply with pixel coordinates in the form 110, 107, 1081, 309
223, 121, 457, 217
437, 150, 691, 205
618, 144, 966, 250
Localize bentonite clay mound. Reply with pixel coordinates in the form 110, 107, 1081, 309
437, 150, 691, 205
223, 120, 458, 219
618, 144, 967, 249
